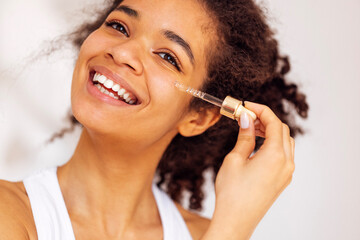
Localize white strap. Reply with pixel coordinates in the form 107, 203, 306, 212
152, 184, 193, 240
23, 167, 75, 240
24, 167, 192, 240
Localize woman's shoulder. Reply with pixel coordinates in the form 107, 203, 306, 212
174, 201, 211, 240
0, 179, 37, 239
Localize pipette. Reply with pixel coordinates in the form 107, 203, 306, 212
174, 81, 257, 121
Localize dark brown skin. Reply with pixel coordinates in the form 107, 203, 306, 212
0, 0, 308, 239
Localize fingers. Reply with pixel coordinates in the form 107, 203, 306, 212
254, 119, 265, 138
290, 137, 295, 161
254, 119, 265, 133
244, 102, 294, 166
282, 123, 292, 161
231, 112, 256, 161
244, 101, 283, 148
231, 101, 294, 165
255, 130, 265, 138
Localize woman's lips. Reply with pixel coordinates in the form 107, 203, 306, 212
91, 71, 138, 105
90, 66, 142, 104
87, 74, 137, 107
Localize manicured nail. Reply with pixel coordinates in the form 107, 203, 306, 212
240, 112, 249, 129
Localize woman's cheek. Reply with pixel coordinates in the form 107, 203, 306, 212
148, 70, 186, 109
79, 30, 112, 59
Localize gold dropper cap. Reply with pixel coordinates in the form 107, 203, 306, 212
220, 96, 257, 120
173, 81, 257, 121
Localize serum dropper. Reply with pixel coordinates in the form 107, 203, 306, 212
174, 81, 257, 121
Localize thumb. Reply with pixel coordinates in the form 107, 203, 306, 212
231, 112, 256, 160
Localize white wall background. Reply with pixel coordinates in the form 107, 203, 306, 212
0, 0, 359, 239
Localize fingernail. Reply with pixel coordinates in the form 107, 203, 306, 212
240, 112, 249, 129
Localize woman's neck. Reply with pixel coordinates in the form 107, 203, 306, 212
57, 128, 174, 237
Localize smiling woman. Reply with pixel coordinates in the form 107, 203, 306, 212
0, 0, 308, 239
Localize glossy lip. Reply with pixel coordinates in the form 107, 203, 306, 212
90, 65, 142, 104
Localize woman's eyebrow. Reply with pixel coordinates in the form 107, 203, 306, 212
114, 5, 139, 18
163, 30, 195, 65
113, 5, 194, 66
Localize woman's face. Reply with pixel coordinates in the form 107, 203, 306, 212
71, 0, 215, 149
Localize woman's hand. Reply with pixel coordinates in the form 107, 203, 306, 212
201, 101, 295, 240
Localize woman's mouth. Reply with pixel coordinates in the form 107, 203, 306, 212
90, 71, 139, 105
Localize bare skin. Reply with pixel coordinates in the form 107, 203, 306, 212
1, 0, 215, 239
0, 0, 295, 239
0, 180, 210, 240
0, 102, 294, 240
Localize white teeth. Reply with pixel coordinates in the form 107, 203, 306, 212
96, 84, 119, 100
93, 72, 137, 104
112, 84, 120, 92
118, 88, 125, 96
104, 79, 114, 89
93, 73, 99, 82
98, 75, 107, 84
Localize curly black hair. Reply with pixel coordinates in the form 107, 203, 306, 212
50, 0, 309, 211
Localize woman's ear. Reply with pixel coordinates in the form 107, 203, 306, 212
178, 108, 221, 137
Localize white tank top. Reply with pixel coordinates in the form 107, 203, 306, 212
23, 167, 193, 240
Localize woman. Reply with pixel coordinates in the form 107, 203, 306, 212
0, 0, 308, 239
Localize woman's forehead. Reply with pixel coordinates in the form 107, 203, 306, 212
117, 0, 212, 34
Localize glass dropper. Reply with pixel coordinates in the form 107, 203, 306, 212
174, 81, 223, 107
174, 81, 257, 120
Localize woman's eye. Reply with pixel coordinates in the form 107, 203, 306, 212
158, 52, 181, 71
105, 21, 129, 37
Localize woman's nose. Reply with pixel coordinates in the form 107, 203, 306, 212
105, 40, 144, 76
